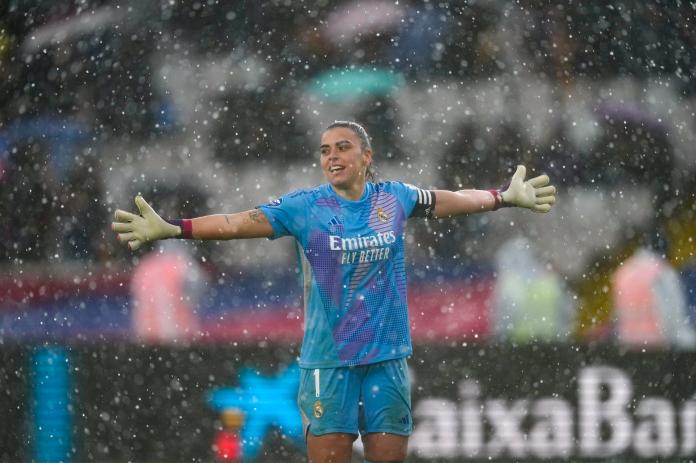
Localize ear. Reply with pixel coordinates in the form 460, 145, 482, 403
362, 148, 373, 168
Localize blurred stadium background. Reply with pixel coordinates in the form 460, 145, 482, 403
1, 1, 696, 462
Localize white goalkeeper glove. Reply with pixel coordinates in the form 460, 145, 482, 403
112, 196, 182, 251
500, 165, 556, 213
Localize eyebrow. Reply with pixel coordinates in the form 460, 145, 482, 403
319, 139, 353, 149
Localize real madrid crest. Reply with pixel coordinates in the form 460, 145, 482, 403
313, 400, 324, 419
376, 207, 389, 223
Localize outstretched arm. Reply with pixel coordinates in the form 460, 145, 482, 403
432, 189, 498, 217
432, 165, 556, 218
112, 196, 273, 250
188, 209, 273, 240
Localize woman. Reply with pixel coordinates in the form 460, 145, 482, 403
112, 121, 556, 463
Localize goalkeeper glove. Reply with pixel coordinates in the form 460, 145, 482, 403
112, 196, 186, 251
497, 165, 556, 213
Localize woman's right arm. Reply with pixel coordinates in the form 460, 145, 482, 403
112, 196, 273, 251
190, 209, 273, 240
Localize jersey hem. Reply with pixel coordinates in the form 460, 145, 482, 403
298, 351, 411, 369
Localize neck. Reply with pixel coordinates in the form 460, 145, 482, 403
332, 181, 366, 201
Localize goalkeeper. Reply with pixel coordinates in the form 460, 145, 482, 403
112, 121, 556, 463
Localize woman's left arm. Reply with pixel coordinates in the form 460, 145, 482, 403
432, 165, 556, 218
432, 189, 497, 217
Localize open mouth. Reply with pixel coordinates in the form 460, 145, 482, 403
329, 166, 345, 173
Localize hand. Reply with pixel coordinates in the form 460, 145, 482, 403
501, 165, 556, 213
112, 196, 181, 250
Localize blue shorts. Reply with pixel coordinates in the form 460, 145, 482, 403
297, 358, 412, 438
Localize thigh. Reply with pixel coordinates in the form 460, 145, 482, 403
298, 366, 361, 437
359, 357, 412, 436
307, 432, 355, 463
362, 432, 409, 462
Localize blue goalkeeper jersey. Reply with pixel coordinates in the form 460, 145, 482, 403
257, 181, 435, 368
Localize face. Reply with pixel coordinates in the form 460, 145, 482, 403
319, 127, 372, 190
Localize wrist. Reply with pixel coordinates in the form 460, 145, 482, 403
165, 219, 193, 238
487, 189, 510, 210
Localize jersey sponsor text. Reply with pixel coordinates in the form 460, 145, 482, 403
328, 231, 396, 251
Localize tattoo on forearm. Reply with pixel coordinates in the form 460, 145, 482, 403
224, 215, 231, 224
244, 210, 264, 224
250, 210, 264, 223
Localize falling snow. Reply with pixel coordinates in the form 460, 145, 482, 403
1, 1, 696, 462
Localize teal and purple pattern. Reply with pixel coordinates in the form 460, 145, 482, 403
258, 182, 419, 368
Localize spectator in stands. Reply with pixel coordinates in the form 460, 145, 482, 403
493, 237, 574, 343
612, 246, 696, 350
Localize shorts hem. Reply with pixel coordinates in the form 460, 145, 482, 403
308, 426, 359, 437
361, 428, 412, 437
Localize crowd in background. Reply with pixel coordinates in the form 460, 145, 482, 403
1, 0, 696, 346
